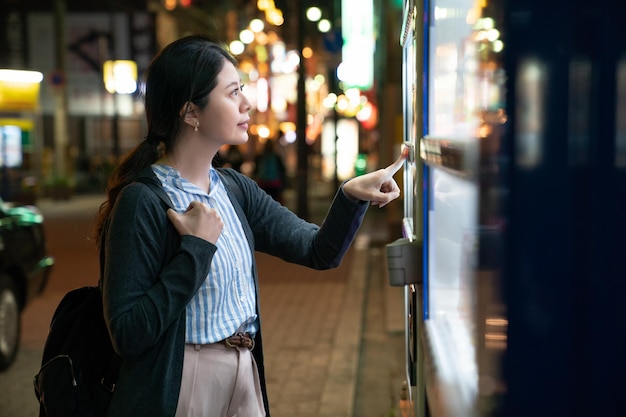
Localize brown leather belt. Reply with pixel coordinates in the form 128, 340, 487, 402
224, 332, 255, 350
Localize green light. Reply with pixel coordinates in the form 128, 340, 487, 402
355, 153, 368, 176
6, 206, 43, 225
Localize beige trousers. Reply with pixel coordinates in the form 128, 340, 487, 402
174, 343, 266, 417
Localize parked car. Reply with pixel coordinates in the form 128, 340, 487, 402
0, 198, 54, 371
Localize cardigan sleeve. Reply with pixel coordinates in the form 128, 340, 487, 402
101, 183, 216, 358
226, 170, 369, 269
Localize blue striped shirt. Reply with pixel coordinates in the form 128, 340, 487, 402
152, 164, 258, 344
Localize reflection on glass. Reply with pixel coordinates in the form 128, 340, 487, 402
424, 0, 508, 416
426, 2, 480, 416
515, 59, 545, 169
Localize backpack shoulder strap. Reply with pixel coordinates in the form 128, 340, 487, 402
217, 168, 255, 250
217, 168, 245, 210
134, 177, 174, 208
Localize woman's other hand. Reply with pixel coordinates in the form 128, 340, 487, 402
342, 146, 409, 208
167, 201, 224, 243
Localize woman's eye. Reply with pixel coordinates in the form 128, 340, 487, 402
233, 85, 244, 96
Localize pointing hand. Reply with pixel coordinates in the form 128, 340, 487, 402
342, 146, 409, 208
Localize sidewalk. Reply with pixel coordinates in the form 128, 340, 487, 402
274, 182, 407, 417
0, 181, 407, 417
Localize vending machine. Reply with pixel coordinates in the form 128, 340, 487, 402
390, 0, 626, 416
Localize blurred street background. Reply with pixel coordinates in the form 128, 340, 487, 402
0, 1, 410, 415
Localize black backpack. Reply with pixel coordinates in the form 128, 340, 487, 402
33, 177, 173, 417
33, 286, 121, 417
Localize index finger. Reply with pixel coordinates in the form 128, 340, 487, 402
383, 146, 409, 177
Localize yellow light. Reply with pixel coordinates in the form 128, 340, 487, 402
0, 118, 34, 130
308, 78, 321, 91
356, 102, 372, 122
302, 47, 313, 59
239, 61, 255, 74
271, 96, 287, 113
266, 9, 284, 26
0, 69, 43, 83
250, 19, 265, 33
240, 29, 255, 44
257, 124, 271, 139
279, 121, 296, 133
336, 95, 349, 112
323, 93, 337, 109
317, 19, 331, 33
306, 7, 322, 22
485, 333, 507, 341
486, 28, 500, 42
256, 32, 269, 45
0, 69, 43, 111
258, 62, 269, 75
103, 60, 137, 94
485, 318, 508, 326
255, 45, 269, 62
345, 88, 361, 105
165, 0, 176, 10
229, 40, 245, 55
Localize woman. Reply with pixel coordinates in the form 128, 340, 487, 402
94, 34, 406, 417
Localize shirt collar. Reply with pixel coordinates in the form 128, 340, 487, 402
152, 164, 221, 197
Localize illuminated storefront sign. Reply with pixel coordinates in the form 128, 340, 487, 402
0, 125, 23, 168
340, 0, 374, 90
0, 69, 43, 112
321, 118, 359, 180
103, 60, 138, 95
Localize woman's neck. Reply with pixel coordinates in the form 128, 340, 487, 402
157, 150, 215, 193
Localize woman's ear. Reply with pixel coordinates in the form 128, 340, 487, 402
180, 101, 199, 130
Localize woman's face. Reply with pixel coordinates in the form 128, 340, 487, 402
196, 60, 251, 147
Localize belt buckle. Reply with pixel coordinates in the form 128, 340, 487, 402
225, 332, 254, 350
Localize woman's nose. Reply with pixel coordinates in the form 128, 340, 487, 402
242, 94, 252, 111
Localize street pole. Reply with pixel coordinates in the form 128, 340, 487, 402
296, 0, 309, 220
1, 129, 7, 200
330, 66, 339, 192
329, 1, 341, 194
108, 10, 120, 160
53, 0, 69, 183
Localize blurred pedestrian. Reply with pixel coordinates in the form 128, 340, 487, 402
254, 139, 286, 203
93, 34, 407, 417
222, 144, 244, 172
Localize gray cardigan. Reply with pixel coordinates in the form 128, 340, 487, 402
101, 167, 368, 417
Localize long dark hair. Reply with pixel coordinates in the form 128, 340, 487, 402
93, 34, 238, 246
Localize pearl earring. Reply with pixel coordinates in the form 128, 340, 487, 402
194, 121, 199, 132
